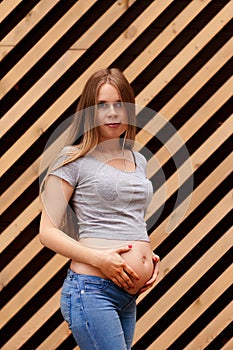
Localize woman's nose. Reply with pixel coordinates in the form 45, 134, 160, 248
108, 104, 117, 116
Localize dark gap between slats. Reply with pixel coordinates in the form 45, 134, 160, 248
18, 310, 63, 350
0, 0, 147, 116
204, 321, 233, 350
1, 179, 39, 232
1, 104, 230, 234
0, 247, 56, 307
146, 133, 231, 234
130, 0, 229, 96
111, 0, 189, 70
133, 249, 232, 349
0, 0, 78, 78
147, 22, 232, 114
0, 216, 40, 269
56, 334, 77, 350
137, 209, 232, 320
0, 264, 69, 347
167, 285, 233, 350
0, 0, 41, 39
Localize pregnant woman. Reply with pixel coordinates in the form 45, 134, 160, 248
39, 67, 160, 350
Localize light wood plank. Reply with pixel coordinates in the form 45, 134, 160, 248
125, 0, 211, 81
135, 1, 232, 107
1, 1, 231, 174
149, 266, 232, 349
136, 40, 232, 150
133, 228, 231, 343
1, 290, 61, 350
159, 38, 232, 119
148, 115, 232, 249
184, 303, 233, 350
1, 254, 69, 327
37, 322, 74, 350
0, 0, 172, 164
1, 40, 231, 215
138, 184, 232, 304
1, 0, 127, 134
0, 45, 13, 60
0, 0, 96, 98
0, 236, 42, 289
0, 197, 41, 252
146, 113, 232, 233
1, 0, 59, 49
0, 0, 22, 22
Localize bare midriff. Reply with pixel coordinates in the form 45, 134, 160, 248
70, 238, 154, 295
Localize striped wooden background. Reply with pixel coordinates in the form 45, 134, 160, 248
1, 1, 232, 349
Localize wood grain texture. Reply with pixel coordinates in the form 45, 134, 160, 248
1, 1, 232, 348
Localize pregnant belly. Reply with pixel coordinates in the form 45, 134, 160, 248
72, 239, 154, 294
120, 241, 154, 294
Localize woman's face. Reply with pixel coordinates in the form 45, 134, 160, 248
95, 83, 128, 143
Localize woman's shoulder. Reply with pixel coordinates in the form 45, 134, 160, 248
132, 150, 147, 166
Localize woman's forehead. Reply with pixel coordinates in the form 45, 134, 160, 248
97, 83, 121, 102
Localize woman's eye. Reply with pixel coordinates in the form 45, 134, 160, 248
97, 103, 107, 109
114, 102, 123, 108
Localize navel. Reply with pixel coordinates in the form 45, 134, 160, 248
142, 256, 146, 264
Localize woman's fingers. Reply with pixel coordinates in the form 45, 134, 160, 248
139, 254, 160, 293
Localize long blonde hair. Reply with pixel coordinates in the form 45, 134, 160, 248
41, 68, 136, 239
60, 67, 136, 166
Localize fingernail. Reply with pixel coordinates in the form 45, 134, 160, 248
128, 245, 133, 248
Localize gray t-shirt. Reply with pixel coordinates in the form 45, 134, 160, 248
51, 148, 153, 242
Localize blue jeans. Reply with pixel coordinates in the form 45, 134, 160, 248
60, 269, 138, 350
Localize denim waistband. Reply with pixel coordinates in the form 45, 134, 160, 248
66, 269, 138, 299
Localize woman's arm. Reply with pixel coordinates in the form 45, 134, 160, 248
39, 175, 139, 290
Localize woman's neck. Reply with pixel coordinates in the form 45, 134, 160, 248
96, 139, 123, 155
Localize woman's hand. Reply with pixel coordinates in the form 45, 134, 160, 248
139, 254, 160, 293
96, 245, 140, 291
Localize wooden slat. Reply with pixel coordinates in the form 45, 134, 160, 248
1, 197, 41, 252
0, 236, 42, 288
0, 0, 126, 135
133, 228, 231, 343
0, 0, 22, 22
139, 181, 232, 304
1, 38, 231, 214
37, 322, 74, 350
148, 265, 232, 349
125, 0, 211, 81
1, 290, 61, 350
1, 254, 68, 327
1, 0, 59, 52
149, 115, 232, 249
1, 1, 231, 348
0, 0, 172, 163
184, 303, 233, 350
136, 1, 232, 107
0, 0, 96, 98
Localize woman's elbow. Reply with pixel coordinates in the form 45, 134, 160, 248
38, 230, 46, 246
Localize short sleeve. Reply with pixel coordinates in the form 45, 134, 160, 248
133, 151, 147, 173
49, 147, 80, 187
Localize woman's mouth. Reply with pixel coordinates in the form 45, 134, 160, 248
105, 123, 121, 128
